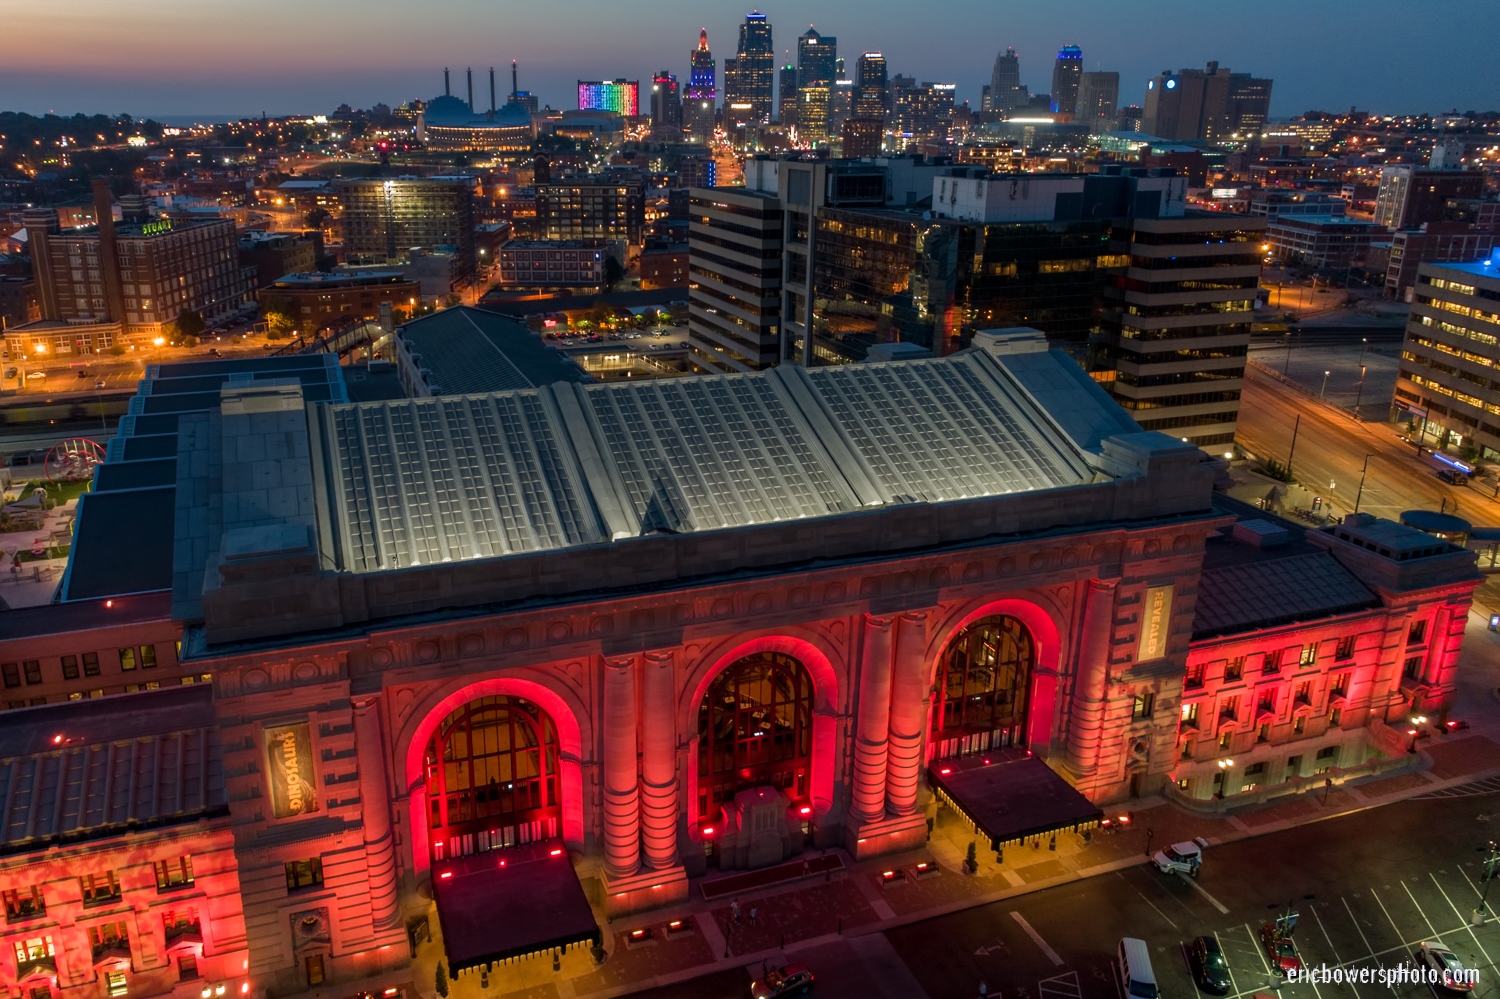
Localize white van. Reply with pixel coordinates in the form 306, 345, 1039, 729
1118, 937, 1160, 999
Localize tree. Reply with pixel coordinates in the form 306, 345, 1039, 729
168, 308, 205, 341
589, 301, 614, 326
304, 207, 331, 230
603, 255, 625, 292
260, 295, 296, 340
434, 961, 449, 999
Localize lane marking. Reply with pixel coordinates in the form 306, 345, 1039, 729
1037, 971, 1081, 999
1369, 887, 1415, 961
1339, 896, 1397, 994
1426, 873, 1495, 967
1212, 931, 1244, 999
1177, 871, 1230, 914
1400, 881, 1440, 938
1308, 905, 1364, 999
1132, 887, 1180, 931
1009, 911, 1063, 967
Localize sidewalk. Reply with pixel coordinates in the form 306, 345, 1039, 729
404, 606, 1500, 999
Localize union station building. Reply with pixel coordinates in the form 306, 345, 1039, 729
0, 333, 1480, 998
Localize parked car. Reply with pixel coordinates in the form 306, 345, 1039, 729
1418, 942, 1474, 992
1152, 837, 1208, 875
751, 962, 813, 998
76, 369, 90, 378
1259, 924, 1302, 976
1186, 935, 1231, 995
25, 370, 46, 380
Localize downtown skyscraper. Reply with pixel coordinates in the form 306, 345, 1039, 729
685, 28, 717, 141
724, 11, 775, 126
853, 52, 889, 120
986, 47, 1026, 112
797, 27, 837, 141
1051, 45, 1082, 115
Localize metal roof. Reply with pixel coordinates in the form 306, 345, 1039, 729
0, 686, 226, 853
312, 350, 1099, 574
1193, 550, 1380, 639
397, 306, 590, 395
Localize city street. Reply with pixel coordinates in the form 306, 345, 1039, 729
1235, 364, 1500, 529
622, 789, 1500, 999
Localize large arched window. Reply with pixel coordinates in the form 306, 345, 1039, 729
425, 696, 561, 861
931, 615, 1035, 760
697, 652, 814, 821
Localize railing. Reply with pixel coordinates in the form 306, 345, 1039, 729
91, 938, 131, 966
16, 954, 57, 978
164, 921, 203, 946
269, 321, 387, 358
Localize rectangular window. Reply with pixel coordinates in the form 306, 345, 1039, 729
285, 857, 324, 892
1330, 673, 1350, 699
1317, 745, 1338, 761
140, 645, 158, 668
154, 857, 194, 892
1408, 620, 1427, 645
1293, 714, 1306, 735
61, 655, 79, 680
1329, 706, 1343, 726
1404, 656, 1424, 681
179, 954, 199, 981
1295, 682, 1312, 706
1180, 738, 1194, 759
119, 648, 137, 671
1180, 702, 1200, 728
1219, 695, 1239, 721
1244, 762, 1265, 777
3, 886, 45, 919
1184, 662, 1205, 689
1335, 635, 1356, 660
83, 652, 100, 677
1286, 755, 1302, 776
105, 972, 128, 998
1133, 692, 1155, 720
80, 871, 120, 906
1262, 649, 1282, 674
1299, 643, 1318, 667
1257, 722, 1271, 743
2, 663, 18, 687
1224, 657, 1244, 682
1258, 689, 1277, 715
1219, 729, 1233, 751
89, 921, 129, 961
22, 661, 40, 685
306, 954, 326, 986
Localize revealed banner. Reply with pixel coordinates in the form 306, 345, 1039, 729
265, 722, 319, 818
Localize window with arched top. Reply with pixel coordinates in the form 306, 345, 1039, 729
425, 695, 561, 860
696, 651, 814, 821
931, 615, 1035, 760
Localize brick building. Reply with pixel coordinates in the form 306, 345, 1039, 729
259, 271, 420, 330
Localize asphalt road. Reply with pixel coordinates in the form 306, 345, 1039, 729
1234, 366, 1500, 529
622, 790, 1500, 999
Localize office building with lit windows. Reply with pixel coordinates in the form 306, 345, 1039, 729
536, 174, 646, 245
1393, 258, 1500, 458
686, 186, 783, 372
1051, 45, 1082, 115
337, 177, 477, 284
577, 79, 639, 116
1091, 174, 1265, 450
725, 11, 775, 125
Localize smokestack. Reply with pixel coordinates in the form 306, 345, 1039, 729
512, 60, 518, 100
467, 67, 473, 111
444, 68, 450, 96
490, 68, 496, 112
90, 178, 126, 324
22, 208, 61, 321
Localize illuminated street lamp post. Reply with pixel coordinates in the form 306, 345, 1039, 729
1215, 758, 1234, 799
1475, 840, 1498, 926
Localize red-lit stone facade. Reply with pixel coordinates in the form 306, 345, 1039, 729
0, 515, 1481, 997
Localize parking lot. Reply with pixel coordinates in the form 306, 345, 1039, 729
886, 791, 1500, 999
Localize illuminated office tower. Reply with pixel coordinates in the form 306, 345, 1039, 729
1076, 71, 1119, 125
987, 47, 1026, 112
685, 28, 717, 141
779, 64, 798, 127
651, 71, 682, 138
797, 27, 837, 141
725, 11, 775, 125
1051, 45, 1082, 115
577, 79, 639, 115
853, 52, 889, 120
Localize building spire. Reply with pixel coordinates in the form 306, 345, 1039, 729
698, 27, 709, 51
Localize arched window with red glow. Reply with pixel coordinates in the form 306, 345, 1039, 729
425, 696, 561, 860
696, 651, 814, 821
931, 615, 1035, 760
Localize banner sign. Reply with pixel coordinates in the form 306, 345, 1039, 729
1136, 584, 1175, 663
265, 722, 319, 818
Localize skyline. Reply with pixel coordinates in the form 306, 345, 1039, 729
4, 0, 1499, 121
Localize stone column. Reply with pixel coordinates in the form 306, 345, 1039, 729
851, 615, 895, 824
885, 612, 929, 816
353, 696, 400, 931
639, 650, 678, 870
602, 655, 641, 879
1065, 579, 1119, 782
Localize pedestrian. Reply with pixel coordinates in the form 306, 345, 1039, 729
732, 899, 741, 924
750, 906, 758, 925
979, 981, 988, 998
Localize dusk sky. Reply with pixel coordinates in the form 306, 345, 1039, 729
6, 0, 1498, 121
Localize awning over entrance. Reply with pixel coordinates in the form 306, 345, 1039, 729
432, 841, 600, 972
930, 750, 1102, 849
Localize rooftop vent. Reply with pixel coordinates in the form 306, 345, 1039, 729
1231, 518, 1289, 548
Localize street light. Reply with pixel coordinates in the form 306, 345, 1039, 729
1354, 453, 1374, 513
1320, 370, 1331, 399
1476, 840, 1499, 926
1354, 364, 1368, 415
1215, 758, 1234, 799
